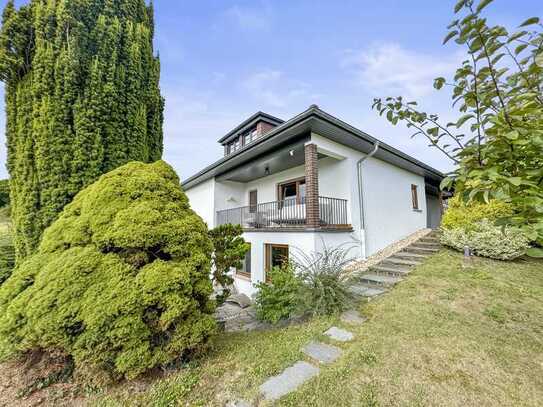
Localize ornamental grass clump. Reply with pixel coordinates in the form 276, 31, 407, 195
0, 161, 216, 379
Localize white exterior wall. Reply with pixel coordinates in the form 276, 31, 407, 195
311, 132, 428, 256
214, 180, 245, 212
361, 157, 427, 254
184, 178, 216, 228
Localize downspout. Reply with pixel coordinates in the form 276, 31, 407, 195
356, 141, 380, 259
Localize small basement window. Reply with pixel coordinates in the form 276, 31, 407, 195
411, 184, 419, 210
237, 243, 251, 278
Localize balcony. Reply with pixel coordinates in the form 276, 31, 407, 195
216, 196, 351, 230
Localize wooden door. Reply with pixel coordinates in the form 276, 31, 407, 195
249, 190, 258, 213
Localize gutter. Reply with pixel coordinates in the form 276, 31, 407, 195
356, 141, 380, 259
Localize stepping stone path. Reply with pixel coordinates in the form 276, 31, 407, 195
260, 361, 320, 401
341, 309, 366, 325
324, 326, 354, 342
347, 231, 442, 299
302, 341, 342, 364
234, 233, 441, 404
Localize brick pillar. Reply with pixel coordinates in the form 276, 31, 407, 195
305, 143, 320, 228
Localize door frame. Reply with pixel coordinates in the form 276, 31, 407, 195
276, 176, 306, 204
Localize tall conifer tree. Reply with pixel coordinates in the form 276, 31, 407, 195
0, 0, 164, 259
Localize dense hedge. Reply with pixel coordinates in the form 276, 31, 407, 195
0, 161, 216, 378
442, 196, 513, 231
0, 0, 164, 259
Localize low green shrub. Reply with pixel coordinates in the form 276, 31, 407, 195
254, 244, 355, 323
294, 244, 354, 316
442, 196, 513, 231
0, 161, 216, 379
441, 220, 530, 260
254, 266, 302, 324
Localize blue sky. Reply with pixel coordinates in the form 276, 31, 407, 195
1, 0, 542, 180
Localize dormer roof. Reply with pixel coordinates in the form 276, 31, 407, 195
217, 111, 284, 145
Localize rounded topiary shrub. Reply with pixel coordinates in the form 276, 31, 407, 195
0, 161, 216, 378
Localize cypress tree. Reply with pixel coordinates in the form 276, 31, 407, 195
0, 0, 164, 260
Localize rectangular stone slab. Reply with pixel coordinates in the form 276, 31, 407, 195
324, 326, 354, 342
302, 341, 342, 364
260, 361, 319, 401
341, 310, 366, 325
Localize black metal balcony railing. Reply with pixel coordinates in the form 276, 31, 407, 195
216, 196, 349, 229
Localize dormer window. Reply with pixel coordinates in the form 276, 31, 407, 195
243, 127, 258, 145
220, 113, 284, 157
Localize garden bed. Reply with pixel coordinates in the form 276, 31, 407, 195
2, 250, 542, 406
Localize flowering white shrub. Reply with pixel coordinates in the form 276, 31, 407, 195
441, 220, 530, 261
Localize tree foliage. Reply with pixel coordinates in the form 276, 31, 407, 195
372, 0, 543, 249
208, 224, 249, 305
0, 0, 164, 260
0, 179, 8, 207
0, 161, 215, 379
441, 195, 513, 231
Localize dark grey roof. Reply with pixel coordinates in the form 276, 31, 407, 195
182, 105, 446, 190
217, 111, 284, 144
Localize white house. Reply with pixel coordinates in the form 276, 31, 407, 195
183, 105, 445, 297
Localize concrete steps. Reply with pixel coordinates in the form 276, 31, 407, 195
381, 257, 422, 268
369, 265, 411, 277
348, 284, 387, 298
403, 246, 440, 255
348, 231, 442, 301
408, 242, 440, 250
393, 251, 428, 262
359, 273, 403, 288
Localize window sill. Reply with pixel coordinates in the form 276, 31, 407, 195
235, 272, 252, 281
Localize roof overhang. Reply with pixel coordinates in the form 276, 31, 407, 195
182, 106, 446, 190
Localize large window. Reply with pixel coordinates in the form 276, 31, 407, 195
278, 177, 306, 205
265, 244, 289, 280
237, 243, 251, 278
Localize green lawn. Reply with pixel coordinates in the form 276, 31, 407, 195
92, 250, 543, 406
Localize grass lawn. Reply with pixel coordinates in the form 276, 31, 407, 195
91, 250, 543, 407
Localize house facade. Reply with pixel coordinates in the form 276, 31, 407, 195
183, 105, 444, 297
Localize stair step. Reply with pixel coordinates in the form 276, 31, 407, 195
411, 242, 440, 249
359, 273, 403, 287
381, 257, 421, 267
404, 246, 439, 255
418, 241, 440, 246
370, 265, 411, 277
348, 284, 386, 298
394, 252, 428, 261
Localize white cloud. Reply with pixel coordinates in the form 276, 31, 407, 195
341, 43, 462, 99
224, 3, 273, 31
242, 69, 321, 109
